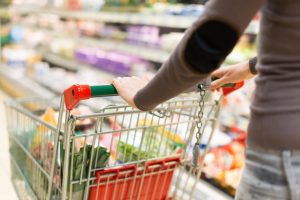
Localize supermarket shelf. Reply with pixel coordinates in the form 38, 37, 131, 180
42, 52, 80, 71
42, 52, 115, 82
10, 6, 198, 29
41, 52, 123, 110
79, 37, 169, 63
17, 23, 170, 63
0, 65, 55, 98
0, 65, 118, 110
10, 6, 259, 34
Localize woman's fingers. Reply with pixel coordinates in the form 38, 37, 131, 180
211, 77, 227, 90
112, 76, 151, 109
211, 68, 226, 78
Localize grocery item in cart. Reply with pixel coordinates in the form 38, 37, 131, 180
31, 107, 57, 172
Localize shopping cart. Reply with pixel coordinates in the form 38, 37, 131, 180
5, 80, 243, 200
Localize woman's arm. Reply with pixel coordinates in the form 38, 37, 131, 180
113, 0, 264, 111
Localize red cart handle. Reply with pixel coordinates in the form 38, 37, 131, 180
64, 84, 118, 110
64, 79, 243, 110
221, 81, 244, 96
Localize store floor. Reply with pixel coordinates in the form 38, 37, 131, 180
0, 90, 18, 199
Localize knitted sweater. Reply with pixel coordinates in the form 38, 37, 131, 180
134, 0, 300, 149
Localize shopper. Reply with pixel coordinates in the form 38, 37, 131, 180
113, 0, 300, 199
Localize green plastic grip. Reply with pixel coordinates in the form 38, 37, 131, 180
211, 77, 236, 88
221, 83, 236, 88
90, 85, 118, 97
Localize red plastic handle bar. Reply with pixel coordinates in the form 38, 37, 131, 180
64, 85, 91, 111
117, 165, 137, 178
221, 81, 244, 96
64, 84, 118, 110
211, 77, 244, 96
164, 156, 181, 168
95, 168, 119, 183
145, 160, 165, 172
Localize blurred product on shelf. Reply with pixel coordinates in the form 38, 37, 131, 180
12, 0, 48, 7
11, 0, 104, 9
9, 3, 258, 33
226, 34, 257, 64
10, 25, 24, 43
99, 25, 126, 40
0, 0, 11, 7
160, 32, 184, 52
178, 0, 208, 4
0, 27, 11, 46
77, 20, 102, 37
163, 4, 204, 16
49, 38, 75, 59
66, 0, 105, 11
33, 62, 103, 93
203, 138, 246, 196
74, 47, 151, 76
2, 45, 42, 68
126, 25, 160, 47
9, 17, 256, 67
219, 79, 255, 131
0, 7, 10, 25
11, 0, 205, 16
104, 0, 175, 11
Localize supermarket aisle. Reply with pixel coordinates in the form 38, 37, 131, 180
0, 90, 18, 200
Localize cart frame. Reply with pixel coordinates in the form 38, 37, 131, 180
5, 83, 241, 200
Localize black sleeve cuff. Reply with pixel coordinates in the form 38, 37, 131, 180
184, 20, 239, 74
249, 57, 258, 75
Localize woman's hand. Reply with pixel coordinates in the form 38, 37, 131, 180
112, 75, 152, 108
211, 61, 255, 90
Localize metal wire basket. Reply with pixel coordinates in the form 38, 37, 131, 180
5, 82, 242, 200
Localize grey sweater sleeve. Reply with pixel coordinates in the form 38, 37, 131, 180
134, 0, 264, 111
